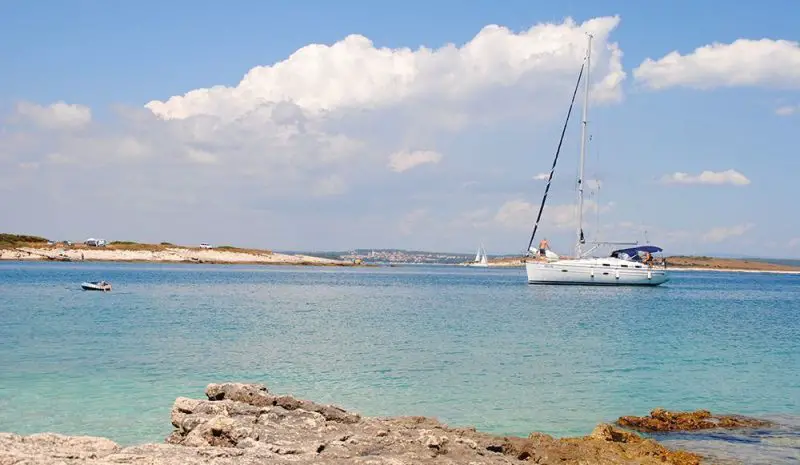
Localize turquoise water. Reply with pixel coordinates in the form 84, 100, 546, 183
1, 262, 798, 456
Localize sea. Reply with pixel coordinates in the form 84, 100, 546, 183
0, 261, 798, 464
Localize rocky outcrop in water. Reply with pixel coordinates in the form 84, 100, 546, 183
1, 383, 704, 464
617, 408, 772, 433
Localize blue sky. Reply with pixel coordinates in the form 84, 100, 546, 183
1, 1, 798, 256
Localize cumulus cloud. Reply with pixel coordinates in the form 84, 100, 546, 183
493, 199, 608, 230
388, 150, 443, 173
702, 223, 754, 243
144, 16, 625, 122
1, 16, 633, 250
533, 173, 550, 180
661, 169, 751, 186
12, 101, 91, 129
776, 105, 799, 116
633, 38, 800, 90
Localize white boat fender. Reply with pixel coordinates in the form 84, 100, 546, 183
647, 270, 652, 280
615, 269, 620, 279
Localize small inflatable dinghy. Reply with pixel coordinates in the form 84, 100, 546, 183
81, 281, 112, 291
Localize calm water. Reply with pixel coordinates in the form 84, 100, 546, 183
0, 262, 798, 462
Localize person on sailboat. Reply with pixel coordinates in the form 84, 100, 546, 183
538, 238, 550, 257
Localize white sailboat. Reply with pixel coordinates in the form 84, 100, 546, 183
467, 243, 489, 267
523, 34, 668, 286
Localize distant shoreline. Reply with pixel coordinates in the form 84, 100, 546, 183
665, 267, 800, 275
0, 244, 361, 267
482, 255, 800, 274
2, 233, 798, 274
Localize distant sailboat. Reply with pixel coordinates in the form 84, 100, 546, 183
467, 243, 489, 267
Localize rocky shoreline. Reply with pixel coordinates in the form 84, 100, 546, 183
0, 383, 771, 464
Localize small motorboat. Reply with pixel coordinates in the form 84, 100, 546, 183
81, 281, 112, 292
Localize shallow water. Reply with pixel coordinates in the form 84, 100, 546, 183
0, 262, 798, 462
656, 414, 800, 464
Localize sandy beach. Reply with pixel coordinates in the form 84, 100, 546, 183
0, 245, 357, 266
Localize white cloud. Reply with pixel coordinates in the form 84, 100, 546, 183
661, 169, 751, 186
144, 16, 626, 122
493, 199, 608, 230
311, 174, 347, 196
494, 200, 535, 229
702, 223, 754, 243
3, 16, 627, 199
789, 237, 800, 248
0, 17, 636, 251
398, 208, 430, 235
185, 148, 218, 165
633, 38, 800, 90
533, 173, 550, 180
388, 150, 443, 173
776, 105, 799, 116
13, 101, 91, 129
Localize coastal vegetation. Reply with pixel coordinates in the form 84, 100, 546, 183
0, 233, 49, 247
0, 232, 346, 266
0, 234, 275, 255
657, 255, 800, 272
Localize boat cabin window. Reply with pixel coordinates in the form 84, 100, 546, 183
602, 263, 610, 267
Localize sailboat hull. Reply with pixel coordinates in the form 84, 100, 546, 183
525, 258, 668, 286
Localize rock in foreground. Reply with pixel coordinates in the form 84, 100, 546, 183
617, 408, 772, 433
1, 383, 703, 464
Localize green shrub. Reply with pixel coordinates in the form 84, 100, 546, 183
0, 233, 49, 247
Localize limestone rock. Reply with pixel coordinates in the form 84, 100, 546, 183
617, 408, 772, 433
0, 432, 119, 464
0, 383, 747, 464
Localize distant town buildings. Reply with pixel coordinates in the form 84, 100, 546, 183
339, 249, 471, 264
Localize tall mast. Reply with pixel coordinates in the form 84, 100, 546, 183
575, 33, 592, 258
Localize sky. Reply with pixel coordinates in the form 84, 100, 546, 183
1, 0, 798, 256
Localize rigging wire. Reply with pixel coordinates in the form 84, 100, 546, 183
525, 60, 586, 254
